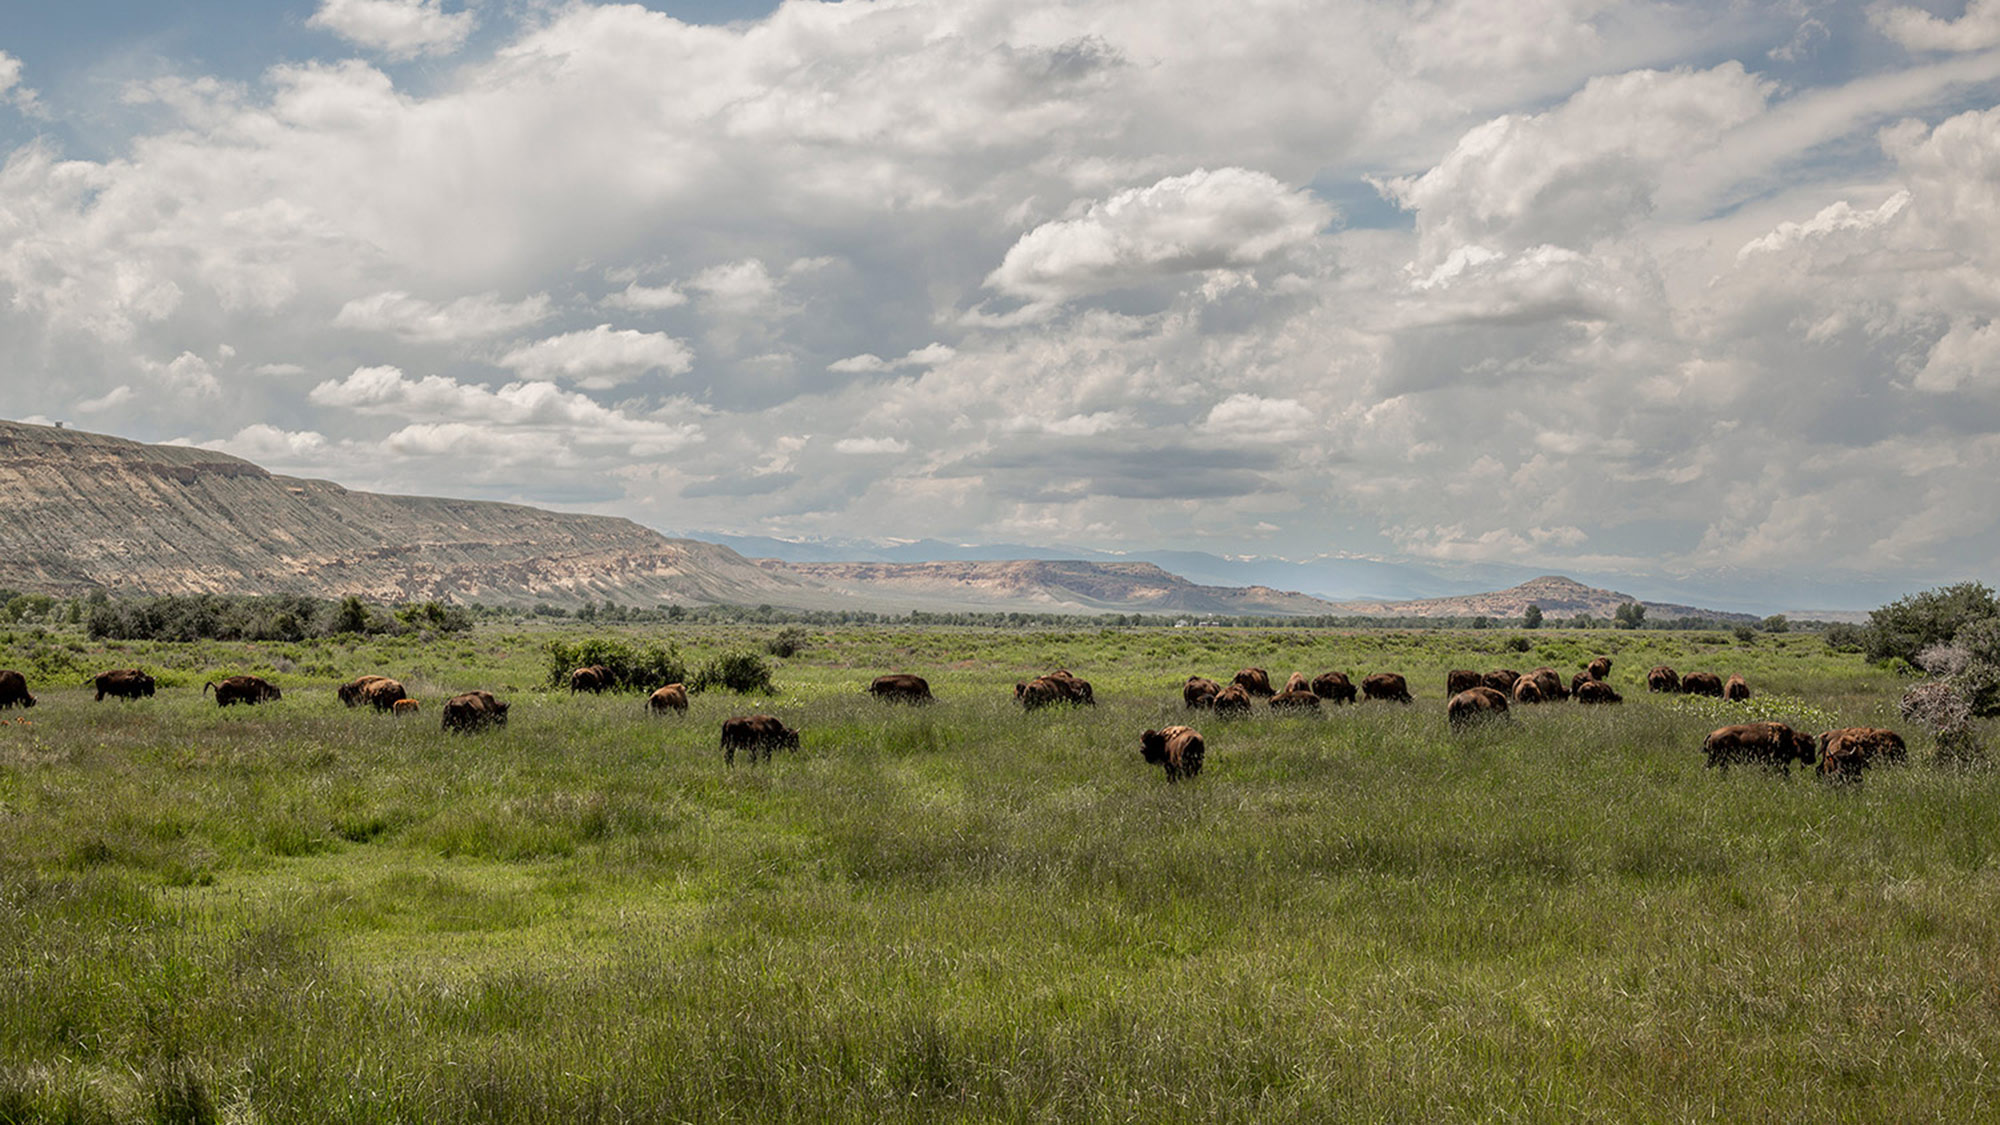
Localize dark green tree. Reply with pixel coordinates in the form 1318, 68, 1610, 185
1523, 604, 1543, 629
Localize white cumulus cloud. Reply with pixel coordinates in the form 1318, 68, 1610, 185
1873, 0, 2000, 53
497, 324, 695, 388
333, 291, 552, 343
986, 167, 1333, 302
308, 0, 476, 60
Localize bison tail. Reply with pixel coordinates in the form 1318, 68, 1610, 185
202, 681, 216, 694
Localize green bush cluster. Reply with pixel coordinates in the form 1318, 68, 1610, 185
691, 650, 777, 694
541, 636, 689, 691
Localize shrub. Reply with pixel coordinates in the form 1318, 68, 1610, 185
1733, 626, 1757, 644
1865, 581, 2000, 664
541, 637, 688, 692
691, 650, 776, 694
1505, 636, 1532, 653
766, 626, 811, 658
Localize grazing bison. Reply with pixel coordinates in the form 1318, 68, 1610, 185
354, 677, 407, 712
1512, 676, 1545, 705
1570, 670, 1595, 695
1448, 686, 1510, 731
868, 673, 934, 704
442, 690, 509, 733
204, 675, 282, 707
337, 675, 391, 707
1446, 669, 1481, 696
720, 714, 799, 765
569, 665, 614, 694
1183, 676, 1221, 709
1575, 680, 1623, 705
649, 683, 689, 715
1526, 668, 1568, 702
1647, 665, 1681, 693
1724, 675, 1751, 701
92, 669, 155, 701
1587, 656, 1612, 681
1482, 669, 1521, 694
1311, 671, 1357, 703
1681, 671, 1724, 698
1232, 668, 1275, 698
1017, 670, 1094, 709
1269, 689, 1322, 713
1211, 683, 1253, 716
1703, 722, 1815, 771
1282, 672, 1311, 696
1362, 673, 1412, 703
0, 670, 33, 710
391, 698, 420, 716
1817, 727, 1908, 782
1139, 726, 1205, 782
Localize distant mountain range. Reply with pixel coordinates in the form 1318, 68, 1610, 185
0, 418, 1843, 620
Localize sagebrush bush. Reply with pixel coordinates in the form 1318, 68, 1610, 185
691, 650, 776, 694
541, 637, 688, 691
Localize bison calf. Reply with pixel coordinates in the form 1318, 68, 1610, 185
1140, 726, 1205, 782
721, 714, 799, 764
391, 698, 420, 716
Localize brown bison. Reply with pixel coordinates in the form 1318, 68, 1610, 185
1575, 680, 1623, 705
1361, 672, 1412, 703
0, 670, 33, 710
1139, 725, 1205, 782
1724, 675, 1751, 701
442, 690, 509, 733
1448, 686, 1510, 730
648, 683, 689, 714
1311, 671, 1357, 703
1817, 727, 1908, 782
1232, 668, 1275, 697
1281, 672, 1311, 696
1482, 669, 1521, 694
92, 669, 155, 701
1703, 722, 1815, 771
1647, 665, 1680, 693
1269, 689, 1322, 712
1681, 672, 1724, 698
1586, 656, 1611, 681
1183, 676, 1221, 709
721, 714, 799, 765
204, 675, 282, 707
339, 676, 407, 712
1526, 667, 1568, 702
337, 674, 391, 707
1446, 669, 1481, 696
391, 698, 420, 716
1211, 683, 1253, 716
569, 665, 614, 694
1570, 670, 1595, 695
1512, 676, 1545, 705
1016, 670, 1094, 709
867, 673, 934, 704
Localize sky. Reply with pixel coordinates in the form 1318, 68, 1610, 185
3, 0, 2000, 608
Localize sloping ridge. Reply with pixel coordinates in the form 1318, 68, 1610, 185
1322, 574, 1755, 623
0, 419, 809, 608
760, 559, 1342, 616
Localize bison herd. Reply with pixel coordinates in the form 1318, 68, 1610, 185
0, 652, 1915, 784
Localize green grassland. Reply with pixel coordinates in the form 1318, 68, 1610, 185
1, 624, 1995, 1122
